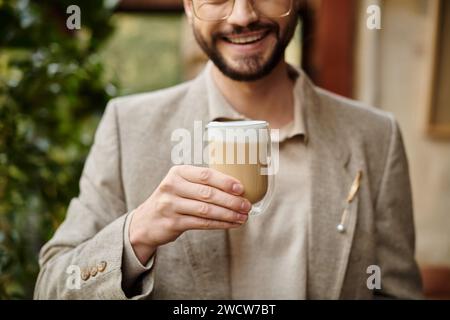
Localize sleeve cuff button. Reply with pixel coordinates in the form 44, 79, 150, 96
97, 261, 107, 272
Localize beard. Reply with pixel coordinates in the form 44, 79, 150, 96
193, 18, 298, 82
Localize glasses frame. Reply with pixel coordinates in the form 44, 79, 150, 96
190, 0, 293, 22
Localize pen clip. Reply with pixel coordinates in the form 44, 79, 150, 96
346, 171, 362, 203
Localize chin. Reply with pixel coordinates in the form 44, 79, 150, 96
224, 58, 273, 79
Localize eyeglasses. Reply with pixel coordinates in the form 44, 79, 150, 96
191, 0, 293, 22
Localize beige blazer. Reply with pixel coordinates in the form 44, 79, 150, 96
34, 67, 423, 300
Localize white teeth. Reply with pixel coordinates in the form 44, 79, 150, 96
227, 33, 265, 44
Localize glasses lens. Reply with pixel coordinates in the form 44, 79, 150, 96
253, 0, 291, 17
194, 0, 234, 21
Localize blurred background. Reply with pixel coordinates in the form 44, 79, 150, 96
0, 0, 449, 299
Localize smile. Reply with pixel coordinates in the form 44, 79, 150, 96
223, 31, 270, 45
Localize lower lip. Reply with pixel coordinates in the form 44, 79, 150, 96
221, 32, 271, 54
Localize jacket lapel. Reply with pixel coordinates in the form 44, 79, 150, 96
301, 73, 360, 299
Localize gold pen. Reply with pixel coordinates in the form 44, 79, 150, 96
337, 171, 363, 233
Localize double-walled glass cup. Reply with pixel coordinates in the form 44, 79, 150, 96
205, 120, 275, 216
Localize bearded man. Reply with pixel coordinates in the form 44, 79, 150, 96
35, 0, 423, 299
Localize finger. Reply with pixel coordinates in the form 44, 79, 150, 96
173, 197, 248, 224
173, 178, 252, 214
179, 215, 243, 231
177, 165, 244, 196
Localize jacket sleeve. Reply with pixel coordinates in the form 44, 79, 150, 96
374, 116, 423, 299
34, 100, 154, 300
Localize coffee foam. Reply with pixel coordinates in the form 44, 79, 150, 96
206, 121, 270, 144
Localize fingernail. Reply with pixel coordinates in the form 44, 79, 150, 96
232, 183, 244, 194
237, 214, 248, 223
240, 201, 251, 212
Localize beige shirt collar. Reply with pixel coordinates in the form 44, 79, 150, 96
205, 61, 307, 143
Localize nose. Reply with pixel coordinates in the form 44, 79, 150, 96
226, 0, 259, 27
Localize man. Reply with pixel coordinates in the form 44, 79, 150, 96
34, 0, 423, 299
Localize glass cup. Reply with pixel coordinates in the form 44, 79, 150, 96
205, 120, 275, 216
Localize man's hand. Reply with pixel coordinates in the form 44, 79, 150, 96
129, 165, 251, 264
